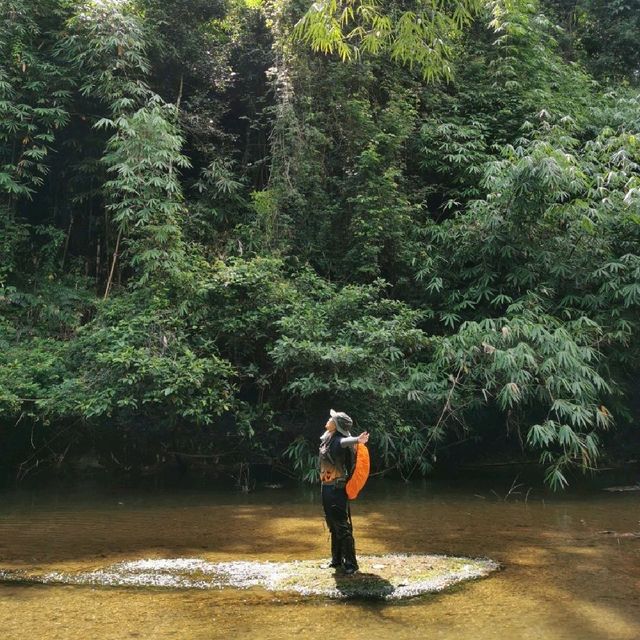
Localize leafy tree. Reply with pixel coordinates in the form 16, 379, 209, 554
544, 0, 640, 83
0, 0, 638, 487
294, 0, 484, 80
100, 101, 191, 294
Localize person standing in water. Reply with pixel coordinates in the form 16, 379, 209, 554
319, 409, 369, 574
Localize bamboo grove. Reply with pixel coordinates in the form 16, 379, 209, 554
0, 0, 639, 487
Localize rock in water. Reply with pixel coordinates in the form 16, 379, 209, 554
602, 485, 640, 492
0, 554, 499, 600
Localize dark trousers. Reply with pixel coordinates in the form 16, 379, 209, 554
321, 483, 358, 571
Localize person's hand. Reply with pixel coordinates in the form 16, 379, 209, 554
357, 431, 369, 444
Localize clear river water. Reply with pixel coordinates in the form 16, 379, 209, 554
0, 472, 638, 639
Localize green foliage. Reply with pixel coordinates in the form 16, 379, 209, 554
0, 325, 69, 420
271, 278, 426, 399
0, 0, 638, 486
294, 0, 484, 81
59, 0, 151, 113
544, 0, 640, 84
427, 305, 613, 489
101, 100, 191, 286
59, 291, 237, 427
0, 1, 70, 201
271, 275, 432, 478
411, 98, 640, 483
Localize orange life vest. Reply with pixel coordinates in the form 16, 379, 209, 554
345, 443, 370, 500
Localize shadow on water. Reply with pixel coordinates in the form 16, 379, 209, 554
332, 571, 395, 599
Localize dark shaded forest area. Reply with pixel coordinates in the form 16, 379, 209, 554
1, 0, 639, 487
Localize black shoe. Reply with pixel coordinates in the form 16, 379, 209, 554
343, 565, 357, 575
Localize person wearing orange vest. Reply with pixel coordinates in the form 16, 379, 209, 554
319, 409, 369, 574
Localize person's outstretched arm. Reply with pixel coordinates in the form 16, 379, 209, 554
340, 432, 369, 447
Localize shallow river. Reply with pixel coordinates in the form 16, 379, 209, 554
0, 474, 638, 639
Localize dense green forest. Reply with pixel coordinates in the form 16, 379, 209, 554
1, 0, 638, 488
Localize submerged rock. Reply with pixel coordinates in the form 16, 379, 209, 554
0, 554, 499, 600
596, 530, 640, 538
603, 485, 640, 492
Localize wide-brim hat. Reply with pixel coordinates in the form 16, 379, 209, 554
330, 409, 353, 436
